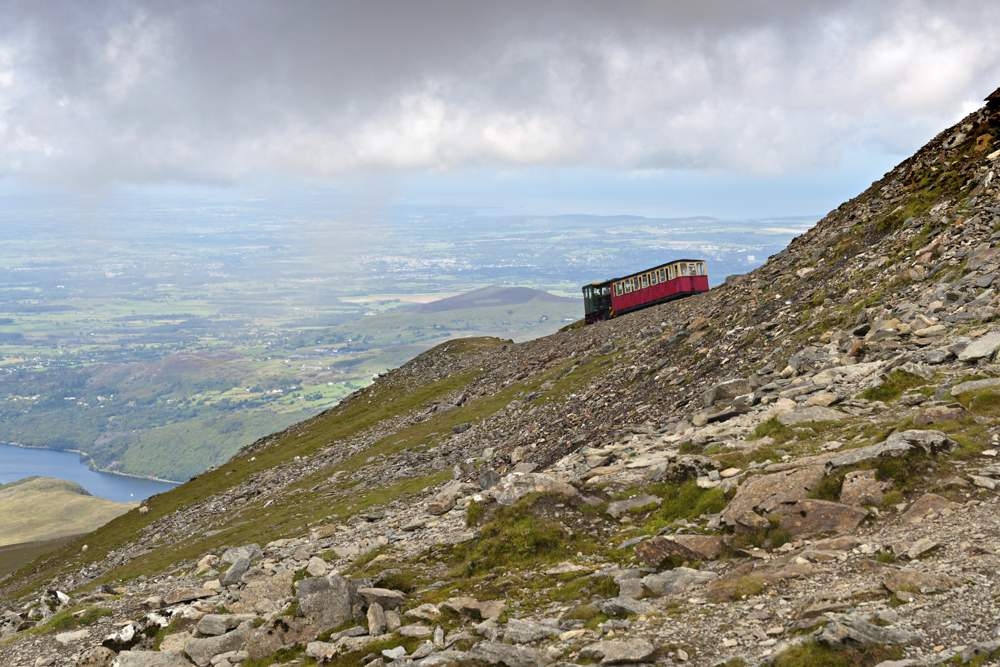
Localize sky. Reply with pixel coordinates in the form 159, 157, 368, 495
1, 0, 999, 218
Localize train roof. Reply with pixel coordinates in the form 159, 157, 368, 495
583, 258, 707, 288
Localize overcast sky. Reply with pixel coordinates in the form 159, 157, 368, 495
1, 0, 998, 217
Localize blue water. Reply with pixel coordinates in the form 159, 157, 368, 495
0, 443, 177, 503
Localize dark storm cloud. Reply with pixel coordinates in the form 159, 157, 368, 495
0, 0, 997, 184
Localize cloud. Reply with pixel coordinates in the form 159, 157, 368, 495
0, 0, 998, 185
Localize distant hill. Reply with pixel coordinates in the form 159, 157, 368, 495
340, 285, 581, 346
0, 477, 134, 547
412, 286, 575, 313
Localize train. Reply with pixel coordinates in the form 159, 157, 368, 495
581, 259, 709, 324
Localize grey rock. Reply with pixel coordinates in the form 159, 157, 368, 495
503, 618, 560, 643
606, 494, 661, 518
358, 587, 407, 610
599, 596, 655, 617
111, 652, 193, 667
184, 624, 251, 667
958, 331, 1000, 361
367, 601, 387, 636
467, 641, 550, 666
77, 646, 116, 667
641, 567, 718, 596
195, 614, 253, 637
579, 638, 656, 664
951, 377, 1000, 396
777, 406, 845, 425
220, 544, 261, 565
702, 378, 752, 407
220, 557, 250, 587
818, 614, 918, 647
297, 575, 357, 632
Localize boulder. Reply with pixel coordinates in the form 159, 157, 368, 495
771, 500, 867, 537
777, 406, 845, 426
702, 378, 752, 407
111, 652, 192, 667
721, 465, 826, 527
579, 638, 656, 664
220, 544, 261, 565
357, 587, 406, 610
490, 473, 578, 506
195, 614, 254, 637
839, 470, 888, 506
818, 614, 917, 647
78, 646, 116, 667
163, 588, 215, 606
883, 569, 956, 595
502, 618, 560, 644
466, 641, 550, 667
958, 331, 1000, 362
635, 535, 723, 567
442, 597, 505, 621
825, 430, 954, 472
220, 557, 250, 587
606, 495, 661, 518
296, 575, 357, 630
951, 377, 1000, 396
184, 623, 251, 666
900, 493, 958, 524
641, 567, 718, 596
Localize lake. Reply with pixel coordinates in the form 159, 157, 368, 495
0, 443, 177, 503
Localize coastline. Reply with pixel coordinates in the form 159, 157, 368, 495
0, 440, 182, 485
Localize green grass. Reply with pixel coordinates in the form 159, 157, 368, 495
752, 417, 795, 444
859, 370, 929, 402
23, 605, 112, 636
772, 640, 903, 667
957, 389, 1000, 418
632, 481, 728, 532
450, 495, 593, 576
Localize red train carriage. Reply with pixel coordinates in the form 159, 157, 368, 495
581, 259, 709, 324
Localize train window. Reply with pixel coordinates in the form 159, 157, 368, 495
615, 282, 622, 295
650, 271, 659, 285
657, 269, 665, 282
640, 274, 649, 288
699, 262, 707, 275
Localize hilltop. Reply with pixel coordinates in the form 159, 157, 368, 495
0, 478, 133, 578
1, 96, 1000, 665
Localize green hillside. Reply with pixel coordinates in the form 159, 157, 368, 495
0, 477, 134, 547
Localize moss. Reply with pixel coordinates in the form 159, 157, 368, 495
730, 575, 765, 599
752, 417, 795, 444
772, 640, 904, 667
562, 603, 609, 629
548, 574, 619, 603
859, 370, 928, 402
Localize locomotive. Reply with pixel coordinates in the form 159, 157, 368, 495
581, 259, 709, 324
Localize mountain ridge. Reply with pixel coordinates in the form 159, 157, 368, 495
1, 95, 1000, 665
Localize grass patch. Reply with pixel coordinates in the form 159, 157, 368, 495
618, 480, 728, 532
772, 640, 904, 667
752, 417, 795, 444
859, 370, 928, 403
450, 496, 593, 576
26, 605, 112, 636
957, 389, 1000, 418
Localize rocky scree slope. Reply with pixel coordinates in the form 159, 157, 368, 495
3, 102, 1000, 666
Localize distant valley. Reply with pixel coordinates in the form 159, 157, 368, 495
0, 205, 807, 481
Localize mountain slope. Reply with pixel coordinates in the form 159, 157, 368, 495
0, 477, 133, 547
2, 97, 1000, 665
